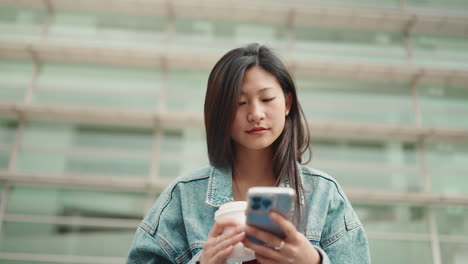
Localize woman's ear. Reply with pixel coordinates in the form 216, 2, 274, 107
285, 92, 293, 116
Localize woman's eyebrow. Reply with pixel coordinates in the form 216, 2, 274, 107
240, 87, 273, 96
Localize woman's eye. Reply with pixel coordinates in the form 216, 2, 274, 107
263, 97, 276, 102
238, 101, 246, 106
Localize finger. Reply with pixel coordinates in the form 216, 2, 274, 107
269, 211, 298, 240
216, 229, 245, 250
207, 225, 244, 253
212, 245, 234, 263
255, 254, 276, 264
208, 219, 240, 238
242, 238, 284, 261
244, 225, 283, 248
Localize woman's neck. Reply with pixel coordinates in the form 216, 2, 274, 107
232, 146, 276, 200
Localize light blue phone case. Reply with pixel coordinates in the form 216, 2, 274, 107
246, 187, 295, 245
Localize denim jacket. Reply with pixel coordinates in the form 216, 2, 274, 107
127, 165, 371, 263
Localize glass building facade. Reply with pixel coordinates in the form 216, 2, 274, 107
0, 0, 468, 263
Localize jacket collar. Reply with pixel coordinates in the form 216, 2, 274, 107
205, 165, 305, 207
205, 166, 234, 207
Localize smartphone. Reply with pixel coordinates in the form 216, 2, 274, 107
246, 187, 296, 244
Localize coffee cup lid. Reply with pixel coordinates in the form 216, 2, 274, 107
214, 201, 247, 219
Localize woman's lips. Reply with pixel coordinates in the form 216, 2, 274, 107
246, 127, 268, 134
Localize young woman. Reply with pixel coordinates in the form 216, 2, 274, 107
127, 43, 370, 264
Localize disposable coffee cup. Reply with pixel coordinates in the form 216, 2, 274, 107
214, 201, 255, 263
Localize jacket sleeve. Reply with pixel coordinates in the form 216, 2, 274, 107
127, 225, 205, 264
322, 225, 370, 263
319, 184, 371, 263
126, 226, 174, 264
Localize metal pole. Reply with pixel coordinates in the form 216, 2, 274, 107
24, 48, 40, 103
41, 0, 54, 38
0, 183, 10, 232
428, 206, 442, 264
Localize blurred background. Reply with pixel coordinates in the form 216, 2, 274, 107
0, 0, 468, 263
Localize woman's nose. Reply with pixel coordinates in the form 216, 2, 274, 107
247, 104, 265, 123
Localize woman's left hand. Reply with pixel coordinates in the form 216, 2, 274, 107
242, 211, 321, 264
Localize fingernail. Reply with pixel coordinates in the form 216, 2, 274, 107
270, 211, 278, 219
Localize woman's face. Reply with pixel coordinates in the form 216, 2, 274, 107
230, 66, 292, 153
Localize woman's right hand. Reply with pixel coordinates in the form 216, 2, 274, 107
199, 219, 246, 264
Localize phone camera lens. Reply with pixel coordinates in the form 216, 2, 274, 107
251, 196, 262, 210
251, 203, 261, 210
262, 199, 272, 210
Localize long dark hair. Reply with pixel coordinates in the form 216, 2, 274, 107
204, 43, 311, 225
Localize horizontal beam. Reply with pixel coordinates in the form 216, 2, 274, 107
1, 40, 468, 85
367, 232, 468, 244
4, 214, 140, 228
0, 252, 124, 264
1, 0, 467, 36
1, 103, 468, 142
2, 170, 468, 206
0, 170, 171, 192
346, 189, 468, 206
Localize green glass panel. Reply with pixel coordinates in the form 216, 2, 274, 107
0, 261, 81, 264
0, 86, 25, 103
427, 143, 468, 169
65, 155, 150, 176
0, 60, 33, 103
160, 129, 184, 153
18, 121, 152, 176
233, 22, 287, 43
0, 119, 17, 145
440, 242, 468, 264
0, 150, 9, 169
6, 185, 146, 218
48, 10, 166, 47
16, 151, 67, 174
158, 128, 208, 179
257, 0, 465, 10
35, 63, 160, 109
172, 18, 287, 54
295, 26, 405, 63
179, 128, 209, 174
355, 204, 429, 234
158, 159, 182, 179
326, 166, 422, 191
50, 10, 165, 32
0, 7, 45, 41
427, 142, 468, 195
175, 18, 224, 37
22, 121, 76, 149
0, 6, 46, 25
22, 122, 153, 152
310, 139, 421, 191
167, 70, 208, 93
419, 84, 468, 129
435, 206, 468, 236
431, 172, 468, 195
408, 0, 468, 11
16, 150, 150, 177
0, 222, 134, 257
369, 239, 432, 264
413, 34, 468, 69
34, 90, 159, 110
297, 78, 413, 124
72, 126, 153, 152
175, 18, 287, 42
166, 70, 207, 112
